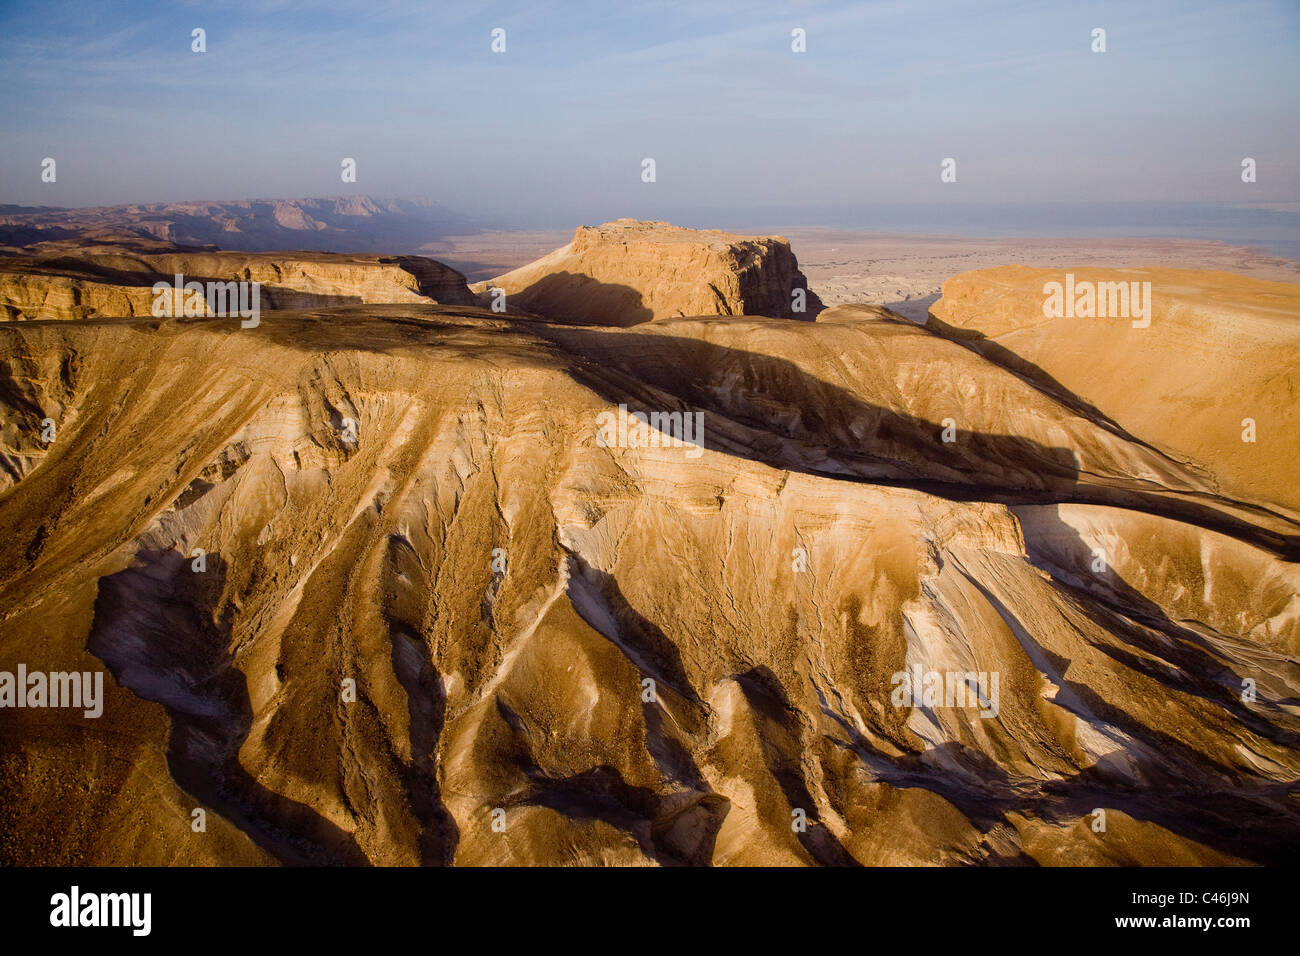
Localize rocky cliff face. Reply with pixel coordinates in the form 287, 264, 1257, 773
0, 247, 476, 320
471, 219, 824, 325
929, 266, 1300, 515
1, 294, 1296, 866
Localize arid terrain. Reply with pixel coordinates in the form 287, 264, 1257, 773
0, 206, 1297, 866
442, 228, 1300, 321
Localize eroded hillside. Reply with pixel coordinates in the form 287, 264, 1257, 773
0, 243, 476, 321
1, 285, 1296, 864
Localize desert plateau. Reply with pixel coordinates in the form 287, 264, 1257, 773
1, 1, 1297, 892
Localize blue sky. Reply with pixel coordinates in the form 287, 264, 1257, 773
1, 0, 1296, 225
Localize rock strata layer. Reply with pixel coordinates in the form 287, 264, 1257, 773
472, 219, 824, 325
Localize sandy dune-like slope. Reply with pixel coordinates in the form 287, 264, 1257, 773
789, 231, 1300, 320
930, 266, 1300, 515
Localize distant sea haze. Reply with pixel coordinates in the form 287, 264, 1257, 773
524, 202, 1300, 261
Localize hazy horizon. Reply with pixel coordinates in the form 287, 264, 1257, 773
2, 0, 1297, 227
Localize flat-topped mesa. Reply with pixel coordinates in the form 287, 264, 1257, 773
472, 218, 824, 325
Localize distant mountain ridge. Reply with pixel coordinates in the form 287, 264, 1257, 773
0, 197, 476, 254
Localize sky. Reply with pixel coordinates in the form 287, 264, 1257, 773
1, 0, 1297, 227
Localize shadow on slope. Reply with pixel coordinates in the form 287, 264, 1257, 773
87, 548, 372, 866
540, 326, 1300, 559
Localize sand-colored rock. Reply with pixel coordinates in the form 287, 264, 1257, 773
470, 219, 823, 325
0, 247, 475, 320
1, 295, 1296, 866
930, 266, 1300, 515
536, 304, 1298, 553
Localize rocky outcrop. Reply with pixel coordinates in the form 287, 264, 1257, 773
377, 255, 480, 306
471, 219, 824, 325
0, 247, 476, 320
929, 266, 1300, 515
